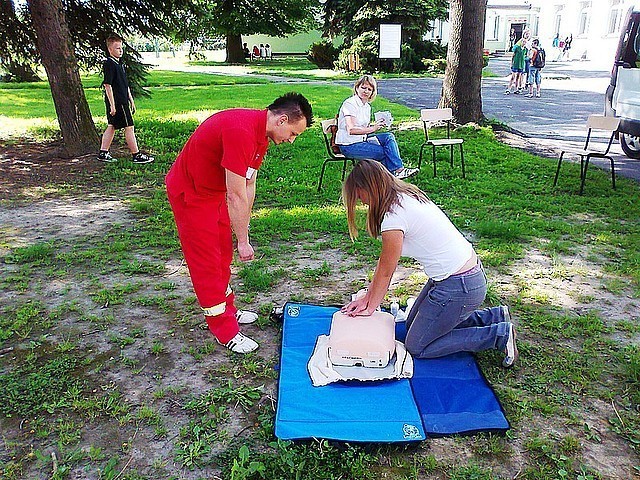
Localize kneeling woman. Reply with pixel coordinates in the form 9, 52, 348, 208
336, 75, 417, 179
341, 160, 517, 366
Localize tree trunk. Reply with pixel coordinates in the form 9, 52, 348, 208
27, 0, 99, 157
225, 32, 246, 63
439, 0, 487, 124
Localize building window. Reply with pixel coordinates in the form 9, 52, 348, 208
427, 20, 443, 40
493, 16, 500, 40
578, 1, 591, 36
554, 5, 563, 35
608, 0, 623, 34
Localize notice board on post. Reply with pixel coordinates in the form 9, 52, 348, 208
379, 24, 402, 59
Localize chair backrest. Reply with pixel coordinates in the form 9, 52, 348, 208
586, 115, 620, 132
321, 118, 341, 154
421, 108, 454, 140
584, 115, 620, 154
420, 108, 453, 122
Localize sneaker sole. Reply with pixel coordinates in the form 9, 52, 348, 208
237, 310, 258, 324
217, 336, 259, 354
502, 324, 518, 368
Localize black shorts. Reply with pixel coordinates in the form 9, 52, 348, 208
106, 101, 134, 130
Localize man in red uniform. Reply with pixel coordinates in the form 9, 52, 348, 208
166, 93, 313, 353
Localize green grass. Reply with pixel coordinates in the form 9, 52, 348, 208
1, 68, 640, 479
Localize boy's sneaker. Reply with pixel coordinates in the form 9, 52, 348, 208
132, 152, 154, 164
504, 89, 511, 95
236, 310, 258, 324
535, 93, 541, 98
97, 151, 117, 163
502, 322, 518, 368
218, 332, 259, 354
526, 93, 534, 98
394, 167, 419, 179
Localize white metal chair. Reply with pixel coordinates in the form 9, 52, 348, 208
419, 108, 465, 178
318, 118, 356, 191
553, 115, 620, 194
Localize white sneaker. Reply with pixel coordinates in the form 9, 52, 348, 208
218, 332, 258, 354
394, 167, 419, 179
236, 310, 258, 324
502, 323, 518, 368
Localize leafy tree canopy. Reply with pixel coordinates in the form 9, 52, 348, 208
322, 0, 449, 44
0, 0, 192, 90
171, 0, 319, 62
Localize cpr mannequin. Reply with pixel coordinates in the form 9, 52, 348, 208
328, 310, 396, 368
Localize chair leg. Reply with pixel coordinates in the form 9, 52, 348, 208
580, 156, 591, 195
459, 144, 465, 178
608, 156, 616, 189
449, 145, 454, 167
341, 159, 348, 181
418, 144, 426, 170
318, 159, 330, 191
432, 145, 437, 177
553, 152, 565, 186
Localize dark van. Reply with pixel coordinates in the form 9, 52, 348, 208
605, 4, 640, 159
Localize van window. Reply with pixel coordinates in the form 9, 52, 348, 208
635, 28, 640, 66
620, 14, 640, 67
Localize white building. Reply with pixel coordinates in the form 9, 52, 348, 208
534, 0, 634, 67
438, 0, 636, 69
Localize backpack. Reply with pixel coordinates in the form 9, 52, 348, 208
533, 48, 546, 68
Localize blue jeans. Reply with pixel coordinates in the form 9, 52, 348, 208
404, 265, 510, 358
339, 132, 404, 172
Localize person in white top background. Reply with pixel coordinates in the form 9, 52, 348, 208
336, 75, 418, 179
341, 160, 518, 367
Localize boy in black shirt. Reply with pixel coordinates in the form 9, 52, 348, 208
98, 34, 154, 164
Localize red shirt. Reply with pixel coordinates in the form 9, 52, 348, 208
166, 109, 269, 200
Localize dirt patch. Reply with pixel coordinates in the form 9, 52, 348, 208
0, 139, 106, 201
494, 130, 563, 160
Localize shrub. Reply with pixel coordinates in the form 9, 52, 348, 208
308, 40, 340, 69
422, 58, 447, 74
394, 44, 427, 73
336, 37, 448, 74
335, 31, 379, 73
421, 54, 489, 74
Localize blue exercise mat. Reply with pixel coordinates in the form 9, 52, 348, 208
275, 303, 509, 442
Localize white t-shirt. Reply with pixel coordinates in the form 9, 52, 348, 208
336, 95, 370, 145
381, 194, 474, 281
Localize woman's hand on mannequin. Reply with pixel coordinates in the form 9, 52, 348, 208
341, 295, 377, 316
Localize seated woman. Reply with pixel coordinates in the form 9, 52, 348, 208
341, 160, 518, 366
336, 75, 418, 179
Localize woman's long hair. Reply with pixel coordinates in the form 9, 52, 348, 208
342, 160, 429, 239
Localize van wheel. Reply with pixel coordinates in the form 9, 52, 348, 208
620, 134, 640, 159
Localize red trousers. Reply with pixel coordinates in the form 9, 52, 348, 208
167, 190, 239, 343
